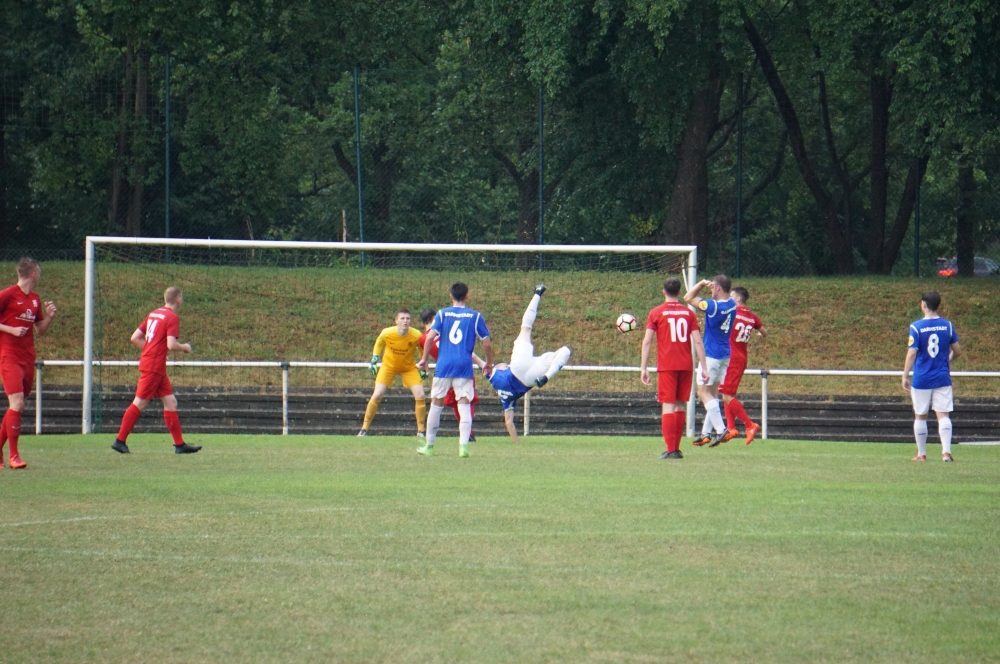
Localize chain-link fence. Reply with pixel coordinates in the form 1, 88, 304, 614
3, 55, 1000, 276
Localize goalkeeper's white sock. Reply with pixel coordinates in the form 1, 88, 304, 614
426, 403, 444, 446
913, 419, 928, 456
938, 417, 953, 455
457, 402, 472, 446
521, 294, 540, 329
706, 399, 724, 434
544, 346, 571, 381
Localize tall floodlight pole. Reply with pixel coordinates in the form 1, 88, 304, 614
353, 66, 366, 267
538, 86, 545, 270
735, 73, 744, 278
164, 53, 171, 261
914, 176, 921, 277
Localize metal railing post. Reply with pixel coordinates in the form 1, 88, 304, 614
82, 238, 95, 433
523, 390, 531, 437
281, 362, 289, 435
35, 361, 43, 435
761, 370, 769, 439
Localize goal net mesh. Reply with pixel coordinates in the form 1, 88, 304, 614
88, 243, 691, 433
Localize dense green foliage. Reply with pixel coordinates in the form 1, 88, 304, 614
1, 435, 998, 662
3, 1, 1000, 275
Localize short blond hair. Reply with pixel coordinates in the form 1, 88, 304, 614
16, 258, 40, 278
164, 287, 182, 305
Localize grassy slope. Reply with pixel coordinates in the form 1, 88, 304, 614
13, 262, 1000, 393
1, 434, 997, 663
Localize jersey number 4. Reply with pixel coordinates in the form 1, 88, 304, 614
667, 317, 689, 342
145, 320, 158, 343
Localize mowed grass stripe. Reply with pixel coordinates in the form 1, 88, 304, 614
1, 434, 998, 663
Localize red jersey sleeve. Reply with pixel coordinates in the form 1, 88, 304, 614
166, 312, 180, 338
0, 287, 11, 312
646, 307, 659, 330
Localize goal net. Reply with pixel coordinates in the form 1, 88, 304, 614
82, 238, 696, 435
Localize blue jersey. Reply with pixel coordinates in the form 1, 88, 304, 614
909, 317, 959, 389
697, 297, 736, 359
488, 367, 530, 411
430, 306, 490, 378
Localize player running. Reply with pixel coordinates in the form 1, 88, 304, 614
358, 309, 427, 437
486, 285, 572, 445
640, 278, 707, 459
718, 286, 767, 446
417, 283, 493, 458
0, 258, 57, 469
111, 287, 201, 455
418, 308, 483, 442
902, 291, 961, 462
684, 275, 736, 447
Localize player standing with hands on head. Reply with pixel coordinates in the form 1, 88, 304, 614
0, 258, 57, 469
902, 291, 961, 462
718, 286, 766, 445
684, 275, 736, 447
417, 283, 493, 458
640, 278, 707, 459
111, 287, 201, 455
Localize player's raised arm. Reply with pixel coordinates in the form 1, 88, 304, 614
34, 301, 57, 336
639, 328, 655, 385
683, 279, 711, 306
503, 409, 522, 445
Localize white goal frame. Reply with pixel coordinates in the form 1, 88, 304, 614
82, 236, 698, 434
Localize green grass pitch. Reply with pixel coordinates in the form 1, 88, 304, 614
1, 434, 998, 662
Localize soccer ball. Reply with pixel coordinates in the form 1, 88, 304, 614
616, 313, 637, 333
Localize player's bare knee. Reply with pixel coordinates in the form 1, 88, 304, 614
132, 396, 150, 411
7, 393, 25, 411
161, 395, 178, 411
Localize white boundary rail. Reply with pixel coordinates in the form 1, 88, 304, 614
82, 237, 699, 434
34, 360, 1000, 438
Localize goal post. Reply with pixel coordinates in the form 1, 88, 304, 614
82, 236, 698, 435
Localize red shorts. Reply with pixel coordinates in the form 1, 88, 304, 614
657, 369, 692, 404
719, 357, 747, 397
0, 356, 34, 397
135, 371, 173, 400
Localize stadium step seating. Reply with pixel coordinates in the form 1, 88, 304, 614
22, 386, 1000, 443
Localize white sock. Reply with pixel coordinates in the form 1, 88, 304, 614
938, 417, 953, 455
913, 419, 928, 456
545, 346, 571, 380
458, 402, 472, 446
426, 404, 443, 446
521, 294, 540, 329
707, 399, 724, 434
701, 406, 713, 435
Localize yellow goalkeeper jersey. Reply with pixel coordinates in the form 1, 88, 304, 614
372, 326, 423, 372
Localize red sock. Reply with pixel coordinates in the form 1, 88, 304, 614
728, 398, 753, 428
117, 404, 142, 442
674, 410, 686, 446
7, 409, 22, 459
724, 400, 736, 431
0, 410, 8, 454
661, 413, 677, 452
163, 410, 184, 446
451, 404, 461, 423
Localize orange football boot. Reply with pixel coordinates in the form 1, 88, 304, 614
745, 423, 761, 446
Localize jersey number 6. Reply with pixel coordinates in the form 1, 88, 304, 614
449, 320, 464, 344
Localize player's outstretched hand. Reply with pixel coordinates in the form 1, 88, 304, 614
640, 368, 651, 385
44, 301, 57, 318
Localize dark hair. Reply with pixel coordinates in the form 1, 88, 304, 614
450, 282, 469, 302
16, 257, 39, 278
663, 278, 682, 296
420, 308, 436, 325
921, 290, 941, 312
712, 274, 731, 293
732, 286, 749, 303
396, 308, 411, 318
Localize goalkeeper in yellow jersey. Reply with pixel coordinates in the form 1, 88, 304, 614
358, 309, 427, 437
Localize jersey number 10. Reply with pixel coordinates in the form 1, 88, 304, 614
667, 317, 689, 342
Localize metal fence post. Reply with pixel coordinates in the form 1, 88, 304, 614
761, 369, 769, 439
35, 361, 43, 435
353, 66, 365, 267
523, 390, 531, 437
82, 238, 95, 434
281, 362, 289, 435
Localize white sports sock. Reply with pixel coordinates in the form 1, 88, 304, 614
521, 294, 540, 329
707, 399, 724, 434
544, 346, 571, 380
913, 419, 928, 456
457, 402, 472, 446
938, 417, 953, 455
701, 406, 713, 435
426, 403, 444, 446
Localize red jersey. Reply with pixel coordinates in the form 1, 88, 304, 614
729, 305, 762, 362
0, 284, 42, 361
418, 330, 440, 361
646, 301, 700, 371
137, 307, 180, 375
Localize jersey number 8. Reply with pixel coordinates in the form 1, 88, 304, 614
927, 333, 940, 358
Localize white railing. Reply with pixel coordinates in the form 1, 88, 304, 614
32, 361, 1000, 438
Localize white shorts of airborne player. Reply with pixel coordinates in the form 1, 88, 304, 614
510, 338, 558, 386
430, 377, 476, 402
696, 356, 730, 387
910, 385, 954, 415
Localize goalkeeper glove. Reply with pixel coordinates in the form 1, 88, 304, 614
370, 355, 380, 377
419, 368, 428, 380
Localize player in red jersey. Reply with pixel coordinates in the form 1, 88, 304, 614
639, 278, 707, 459
111, 287, 201, 455
418, 308, 483, 441
0, 258, 57, 469
718, 286, 768, 445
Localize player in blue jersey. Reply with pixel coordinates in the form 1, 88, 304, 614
684, 274, 737, 447
486, 285, 571, 444
416, 282, 493, 457
902, 291, 961, 462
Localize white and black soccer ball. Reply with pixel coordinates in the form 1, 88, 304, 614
616, 313, 638, 333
